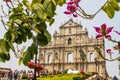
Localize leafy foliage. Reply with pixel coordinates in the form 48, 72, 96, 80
0, 0, 66, 65
1, 0, 119, 66
0, 39, 15, 62
102, 0, 120, 18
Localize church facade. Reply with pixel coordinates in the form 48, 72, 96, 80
38, 19, 107, 76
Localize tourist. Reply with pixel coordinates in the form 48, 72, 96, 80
14, 70, 18, 80
19, 71, 23, 80
112, 76, 118, 80
27, 70, 33, 80
8, 70, 13, 80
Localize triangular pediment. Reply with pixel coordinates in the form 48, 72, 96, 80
60, 19, 79, 28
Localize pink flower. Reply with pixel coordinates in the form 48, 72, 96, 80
69, 0, 81, 7
36, 65, 44, 71
80, 70, 85, 74
64, 5, 77, 17
6, 0, 11, 2
94, 23, 114, 39
64, 0, 81, 17
106, 49, 113, 54
114, 30, 120, 35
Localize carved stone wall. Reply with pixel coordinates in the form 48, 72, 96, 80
38, 19, 107, 76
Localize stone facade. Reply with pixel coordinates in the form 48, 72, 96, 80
38, 19, 107, 76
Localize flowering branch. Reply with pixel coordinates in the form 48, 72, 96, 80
94, 46, 120, 61
64, 0, 120, 19
64, 0, 106, 19
94, 23, 120, 62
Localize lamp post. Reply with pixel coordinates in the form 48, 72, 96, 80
79, 48, 86, 70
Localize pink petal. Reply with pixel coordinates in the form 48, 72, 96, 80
64, 11, 71, 14
70, 0, 81, 3
67, 5, 72, 11
77, 0, 81, 2
94, 27, 101, 33
73, 13, 78, 17
67, 5, 76, 12
96, 34, 102, 39
101, 23, 107, 30
106, 49, 111, 53
6, 0, 11, 2
105, 35, 112, 39
106, 49, 112, 54
67, 1, 74, 5
106, 27, 114, 34
75, 3, 79, 7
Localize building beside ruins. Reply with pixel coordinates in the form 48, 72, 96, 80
38, 19, 107, 76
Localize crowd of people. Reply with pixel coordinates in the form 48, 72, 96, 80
0, 69, 119, 80
0, 69, 33, 80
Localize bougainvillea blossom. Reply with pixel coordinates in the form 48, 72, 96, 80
94, 23, 114, 39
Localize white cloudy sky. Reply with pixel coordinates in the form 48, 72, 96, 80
0, 0, 120, 78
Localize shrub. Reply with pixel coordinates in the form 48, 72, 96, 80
72, 76, 84, 80
22, 75, 28, 79
84, 72, 93, 78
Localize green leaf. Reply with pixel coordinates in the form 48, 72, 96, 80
14, 19, 22, 25
22, 0, 31, 9
55, 0, 66, 6
44, 30, 51, 42
27, 29, 33, 39
43, 0, 56, 17
116, 0, 120, 2
37, 31, 51, 46
37, 22, 47, 31
0, 39, 10, 55
4, 30, 18, 43
22, 51, 31, 65
31, 0, 42, 6
18, 57, 23, 66
33, 27, 42, 33
6, 21, 12, 27
12, 3, 24, 13
4, 30, 11, 41
7, 42, 15, 52
11, 33, 16, 43
102, 3, 115, 18
22, 44, 37, 65
15, 35, 23, 44
48, 18, 54, 25
0, 39, 11, 62
30, 44, 37, 55
33, 22, 47, 34
0, 53, 6, 62
109, 0, 120, 11
33, 3, 47, 20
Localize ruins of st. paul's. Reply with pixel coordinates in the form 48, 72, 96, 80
38, 19, 107, 76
